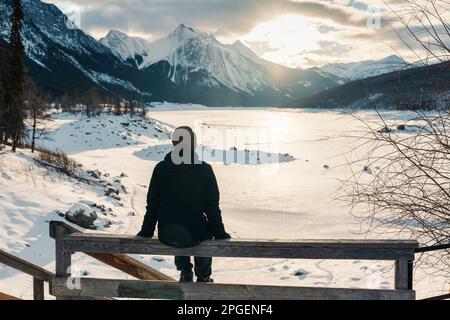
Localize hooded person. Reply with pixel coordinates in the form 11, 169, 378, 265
137, 126, 231, 282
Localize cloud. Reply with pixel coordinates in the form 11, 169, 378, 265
43, 0, 427, 68
45, 0, 372, 39
311, 41, 353, 56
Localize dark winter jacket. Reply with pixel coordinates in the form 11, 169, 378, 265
138, 152, 230, 247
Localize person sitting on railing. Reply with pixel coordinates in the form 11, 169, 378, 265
137, 126, 231, 283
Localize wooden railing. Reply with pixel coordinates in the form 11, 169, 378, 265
0, 249, 54, 300
49, 221, 419, 300
0, 221, 173, 300
49, 221, 173, 282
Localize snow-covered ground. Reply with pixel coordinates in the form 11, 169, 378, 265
0, 106, 448, 299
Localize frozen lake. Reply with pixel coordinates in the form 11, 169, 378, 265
148, 108, 371, 239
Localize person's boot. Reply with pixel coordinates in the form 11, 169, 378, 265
179, 270, 194, 282
197, 277, 214, 283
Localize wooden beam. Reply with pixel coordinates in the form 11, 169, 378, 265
422, 293, 450, 300
50, 277, 416, 300
62, 233, 419, 261
395, 260, 413, 290
88, 253, 174, 281
51, 277, 181, 300
33, 278, 45, 300
54, 223, 73, 300
0, 292, 22, 300
0, 249, 53, 282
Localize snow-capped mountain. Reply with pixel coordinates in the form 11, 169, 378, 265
99, 30, 152, 67
318, 55, 407, 81
286, 61, 450, 109
100, 24, 343, 105
0, 0, 343, 106
0, 0, 148, 98
141, 24, 273, 93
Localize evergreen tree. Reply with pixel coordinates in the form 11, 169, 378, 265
0, 60, 4, 145
0, 39, 8, 144
3, 0, 26, 152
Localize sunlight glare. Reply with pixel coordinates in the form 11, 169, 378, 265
243, 14, 322, 68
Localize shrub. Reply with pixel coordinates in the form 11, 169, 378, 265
35, 147, 82, 176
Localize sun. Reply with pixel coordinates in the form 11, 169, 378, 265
243, 14, 322, 68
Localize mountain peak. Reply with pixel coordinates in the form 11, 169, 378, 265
230, 40, 258, 60
99, 30, 151, 64
105, 30, 129, 39
170, 23, 201, 38
380, 55, 406, 63
232, 40, 246, 48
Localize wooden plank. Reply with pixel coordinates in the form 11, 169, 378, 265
89, 253, 174, 281
422, 293, 450, 300
0, 249, 53, 282
180, 283, 415, 301
33, 278, 45, 300
54, 223, 73, 300
50, 277, 415, 300
0, 292, 22, 300
51, 277, 181, 300
54, 225, 72, 278
62, 233, 418, 260
395, 260, 411, 290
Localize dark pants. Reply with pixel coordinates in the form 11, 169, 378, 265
175, 256, 212, 278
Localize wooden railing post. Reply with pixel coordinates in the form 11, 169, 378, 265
395, 260, 413, 290
407, 260, 414, 290
33, 277, 45, 300
52, 222, 73, 300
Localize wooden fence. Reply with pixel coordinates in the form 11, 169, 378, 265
49, 221, 418, 300
0, 221, 173, 300
0, 249, 54, 300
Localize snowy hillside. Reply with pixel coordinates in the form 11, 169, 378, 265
319, 55, 407, 81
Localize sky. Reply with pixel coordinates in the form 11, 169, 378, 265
42, 0, 447, 68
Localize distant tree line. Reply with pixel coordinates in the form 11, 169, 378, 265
56, 89, 148, 118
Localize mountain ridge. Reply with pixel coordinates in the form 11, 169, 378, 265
0, 0, 344, 106
100, 24, 343, 104
317, 55, 407, 81
285, 61, 450, 109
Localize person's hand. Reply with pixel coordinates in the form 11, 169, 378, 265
136, 231, 154, 239
214, 232, 231, 240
